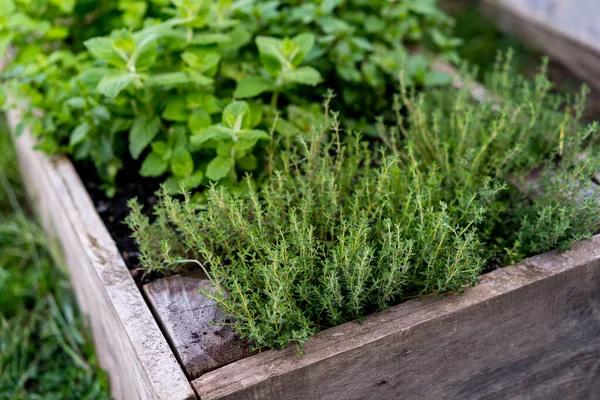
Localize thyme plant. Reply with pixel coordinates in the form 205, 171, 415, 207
127, 110, 488, 349
128, 61, 600, 350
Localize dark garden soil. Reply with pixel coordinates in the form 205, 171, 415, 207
75, 158, 160, 283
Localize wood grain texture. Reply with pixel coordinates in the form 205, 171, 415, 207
193, 235, 600, 399
143, 274, 254, 379
482, 0, 600, 92
7, 108, 195, 400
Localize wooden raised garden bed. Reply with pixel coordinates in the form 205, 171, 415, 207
482, 0, 600, 115
8, 94, 600, 399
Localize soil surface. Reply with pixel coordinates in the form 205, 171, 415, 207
75, 158, 160, 282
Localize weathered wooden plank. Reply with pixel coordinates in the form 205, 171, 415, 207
482, 0, 600, 93
7, 108, 196, 400
143, 274, 254, 379
192, 235, 600, 399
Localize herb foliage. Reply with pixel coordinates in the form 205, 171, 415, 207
2, 0, 459, 195
127, 61, 600, 350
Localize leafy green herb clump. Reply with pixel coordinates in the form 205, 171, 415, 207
127, 109, 487, 350
127, 61, 600, 350
2, 0, 459, 196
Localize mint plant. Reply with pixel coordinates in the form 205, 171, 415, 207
3, 0, 459, 195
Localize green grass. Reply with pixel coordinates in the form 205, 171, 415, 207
0, 116, 111, 399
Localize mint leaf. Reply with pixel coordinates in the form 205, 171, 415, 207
234, 129, 269, 151
163, 97, 190, 122
188, 109, 212, 135
140, 152, 168, 177
171, 148, 194, 178
70, 122, 91, 146
290, 33, 315, 66
222, 101, 252, 130
189, 125, 232, 149
282, 66, 322, 86
206, 155, 234, 181
97, 71, 138, 98
84, 37, 127, 68
129, 116, 160, 159
234, 76, 274, 99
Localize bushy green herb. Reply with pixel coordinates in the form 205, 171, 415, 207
3, 0, 459, 195
127, 104, 487, 349
128, 61, 600, 350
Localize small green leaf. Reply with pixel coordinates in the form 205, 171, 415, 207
189, 125, 232, 149
97, 72, 138, 98
206, 155, 234, 181
129, 116, 161, 159
140, 152, 168, 177
70, 122, 91, 146
222, 101, 252, 130
66, 97, 86, 109
234, 129, 269, 151
163, 98, 190, 122
171, 148, 194, 178
84, 37, 127, 68
78, 68, 108, 89
151, 141, 171, 160
234, 76, 274, 99
188, 109, 212, 135
282, 66, 323, 86
192, 32, 231, 45
290, 33, 315, 66
146, 72, 191, 87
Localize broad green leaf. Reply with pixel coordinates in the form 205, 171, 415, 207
130, 32, 161, 70
66, 97, 86, 109
186, 93, 222, 113
192, 33, 231, 45
256, 36, 285, 75
407, 0, 438, 15
140, 152, 169, 177
216, 141, 233, 157
189, 125, 232, 149
206, 155, 234, 181
151, 141, 171, 160
188, 71, 214, 86
163, 98, 190, 122
0, 0, 15, 15
70, 123, 91, 146
188, 109, 212, 135
84, 37, 127, 68
171, 148, 194, 178
146, 72, 192, 87
169, 125, 188, 150
290, 33, 315, 66
248, 101, 264, 128
282, 66, 322, 86
78, 68, 108, 89
129, 116, 161, 159
234, 76, 274, 99
222, 101, 252, 130
97, 72, 138, 98
234, 129, 269, 151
